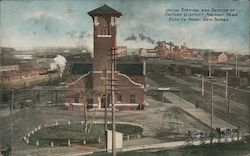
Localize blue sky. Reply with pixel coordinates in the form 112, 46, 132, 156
0, 0, 249, 54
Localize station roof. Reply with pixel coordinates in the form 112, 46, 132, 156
70, 63, 144, 76
117, 63, 143, 76
88, 4, 122, 17
70, 63, 92, 75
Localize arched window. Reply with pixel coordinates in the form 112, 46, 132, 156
98, 17, 110, 35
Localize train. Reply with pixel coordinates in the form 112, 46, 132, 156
0, 71, 60, 89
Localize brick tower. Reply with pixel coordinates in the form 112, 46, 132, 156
88, 4, 122, 93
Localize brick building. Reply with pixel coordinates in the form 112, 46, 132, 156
65, 5, 145, 110
218, 52, 229, 63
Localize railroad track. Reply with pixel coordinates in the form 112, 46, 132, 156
147, 71, 249, 131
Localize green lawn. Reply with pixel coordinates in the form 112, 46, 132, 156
87, 136, 250, 156
28, 123, 143, 147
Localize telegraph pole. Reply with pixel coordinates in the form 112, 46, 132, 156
222, 66, 232, 112
211, 81, 214, 130
110, 47, 117, 156
201, 76, 204, 96
104, 69, 108, 131
209, 52, 212, 77
104, 69, 108, 149
10, 89, 14, 156
235, 55, 238, 77
225, 67, 228, 100
210, 79, 215, 144
161, 91, 164, 106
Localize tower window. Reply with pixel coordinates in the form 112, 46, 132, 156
100, 27, 109, 35
111, 17, 115, 26
94, 16, 99, 25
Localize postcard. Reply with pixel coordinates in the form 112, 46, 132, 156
0, 0, 249, 156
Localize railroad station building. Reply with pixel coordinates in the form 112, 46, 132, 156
65, 5, 145, 110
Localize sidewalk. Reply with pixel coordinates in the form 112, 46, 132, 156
164, 92, 236, 129
12, 145, 98, 156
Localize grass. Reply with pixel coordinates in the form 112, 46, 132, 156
28, 123, 143, 147
86, 136, 250, 156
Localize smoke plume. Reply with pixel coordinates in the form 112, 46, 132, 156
50, 55, 67, 77
125, 33, 155, 44
125, 34, 137, 41
138, 33, 155, 44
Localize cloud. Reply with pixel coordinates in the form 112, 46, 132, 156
1, 0, 248, 54
23, 11, 73, 26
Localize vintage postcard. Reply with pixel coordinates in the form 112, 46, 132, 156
0, 0, 249, 156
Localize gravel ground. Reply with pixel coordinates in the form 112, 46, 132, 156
0, 76, 211, 155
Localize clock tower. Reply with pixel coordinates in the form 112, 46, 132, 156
88, 5, 122, 93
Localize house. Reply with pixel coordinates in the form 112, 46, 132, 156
218, 52, 229, 63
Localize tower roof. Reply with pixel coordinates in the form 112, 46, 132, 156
88, 4, 122, 17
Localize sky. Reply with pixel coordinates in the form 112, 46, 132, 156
0, 0, 249, 54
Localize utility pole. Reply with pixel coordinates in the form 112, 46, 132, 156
222, 67, 232, 112
209, 52, 212, 77
201, 76, 204, 96
104, 69, 108, 150
104, 69, 108, 131
10, 89, 14, 156
211, 81, 213, 129
226, 68, 229, 113
227, 93, 234, 113
227, 93, 230, 113
235, 55, 238, 77
110, 47, 117, 156
225, 67, 229, 99
161, 91, 164, 106
210, 79, 214, 144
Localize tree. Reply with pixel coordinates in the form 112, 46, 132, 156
66, 74, 97, 135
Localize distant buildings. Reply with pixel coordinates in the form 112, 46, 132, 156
0, 47, 60, 89
0, 64, 59, 89
203, 51, 230, 64
218, 52, 229, 63
138, 42, 233, 64
139, 42, 199, 60
116, 46, 127, 57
